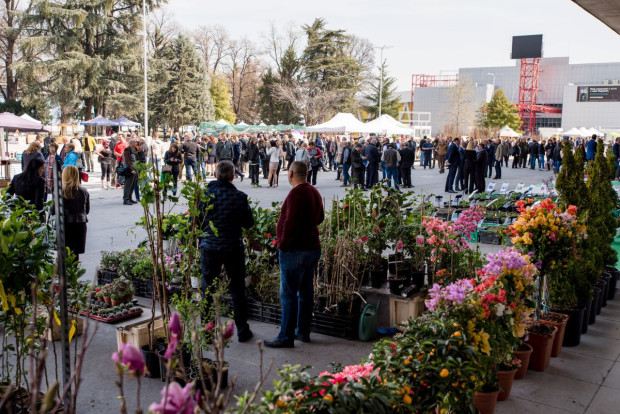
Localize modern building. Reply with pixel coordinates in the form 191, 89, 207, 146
397, 57, 620, 136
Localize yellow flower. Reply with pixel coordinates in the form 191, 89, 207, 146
451, 331, 462, 337
439, 368, 449, 378
276, 398, 287, 407
323, 394, 333, 403
403, 394, 412, 405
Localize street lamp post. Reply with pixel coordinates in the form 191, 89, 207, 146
143, 0, 149, 144
375, 45, 392, 117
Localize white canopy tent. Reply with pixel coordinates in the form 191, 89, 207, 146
499, 125, 522, 138
306, 112, 371, 133
20, 113, 42, 125
237, 121, 248, 126
364, 114, 413, 135
216, 119, 229, 125
563, 127, 582, 136
578, 127, 590, 136
585, 127, 602, 136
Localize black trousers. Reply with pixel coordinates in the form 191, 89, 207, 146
400, 166, 412, 187
123, 172, 136, 202
261, 158, 269, 178
307, 168, 319, 185
366, 163, 378, 188
200, 247, 250, 338
352, 167, 364, 188
494, 160, 502, 179
249, 163, 259, 184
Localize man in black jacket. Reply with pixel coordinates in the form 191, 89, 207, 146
528, 139, 539, 170
486, 139, 496, 178
340, 140, 352, 186
199, 161, 254, 343
445, 138, 460, 193
363, 139, 380, 190
399, 142, 415, 188
350, 143, 364, 189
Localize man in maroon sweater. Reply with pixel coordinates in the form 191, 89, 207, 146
265, 161, 324, 348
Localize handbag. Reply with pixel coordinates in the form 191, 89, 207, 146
80, 171, 89, 182
162, 164, 172, 173
116, 162, 130, 177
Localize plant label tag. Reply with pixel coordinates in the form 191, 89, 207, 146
515, 183, 524, 192
487, 182, 496, 192
500, 183, 509, 193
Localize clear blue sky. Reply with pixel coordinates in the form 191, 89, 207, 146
169, 0, 620, 91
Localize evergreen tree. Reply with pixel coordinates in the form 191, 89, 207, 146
19, 0, 165, 122
258, 46, 300, 124
301, 18, 362, 113
556, 141, 588, 212
481, 89, 522, 131
152, 35, 213, 130
210, 73, 236, 124
363, 61, 400, 119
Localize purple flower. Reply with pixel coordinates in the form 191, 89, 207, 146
148, 382, 195, 414
204, 321, 214, 332
112, 342, 146, 376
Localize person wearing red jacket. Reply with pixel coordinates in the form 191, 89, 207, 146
265, 161, 324, 348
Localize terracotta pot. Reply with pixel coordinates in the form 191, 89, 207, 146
474, 390, 500, 414
513, 343, 532, 380
497, 369, 517, 401
103, 295, 111, 305
539, 312, 568, 357
124, 294, 133, 303
111, 298, 122, 306
525, 325, 557, 372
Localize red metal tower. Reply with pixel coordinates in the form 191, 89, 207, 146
517, 58, 541, 135
409, 74, 459, 119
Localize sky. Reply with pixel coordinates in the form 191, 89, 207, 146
168, 0, 620, 92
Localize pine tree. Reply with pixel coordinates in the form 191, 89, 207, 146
153, 35, 214, 131
482, 89, 522, 131
556, 141, 588, 212
258, 46, 301, 124
363, 61, 400, 119
301, 18, 362, 113
210, 73, 236, 124
19, 0, 165, 122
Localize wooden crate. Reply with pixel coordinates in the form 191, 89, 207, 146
116, 318, 165, 350
389, 295, 426, 328
42, 313, 85, 342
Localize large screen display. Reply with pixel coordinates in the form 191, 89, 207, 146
577, 86, 620, 102
511, 35, 543, 59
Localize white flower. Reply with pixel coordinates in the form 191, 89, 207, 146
495, 303, 506, 317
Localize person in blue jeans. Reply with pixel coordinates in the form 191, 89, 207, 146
381, 143, 400, 190
265, 161, 324, 348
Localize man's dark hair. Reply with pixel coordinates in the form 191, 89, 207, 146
216, 160, 235, 182
290, 160, 308, 177
355, 143, 362, 148
388, 143, 395, 148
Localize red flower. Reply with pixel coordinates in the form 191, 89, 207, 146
266, 233, 271, 238
361, 235, 368, 242
271, 240, 277, 246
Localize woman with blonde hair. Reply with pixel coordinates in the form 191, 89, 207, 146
21, 141, 44, 171
58, 165, 90, 260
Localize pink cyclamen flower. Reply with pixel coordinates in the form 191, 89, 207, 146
169, 312, 181, 337
148, 382, 195, 414
112, 342, 146, 376
223, 322, 235, 340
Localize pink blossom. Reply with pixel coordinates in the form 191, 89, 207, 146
164, 333, 178, 359
204, 321, 214, 332
169, 312, 181, 337
112, 342, 146, 376
148, 382, 195, 414
223, 322, 234, 340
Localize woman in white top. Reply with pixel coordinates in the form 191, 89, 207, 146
295, 142, 310, 165
266, 140, 280, 187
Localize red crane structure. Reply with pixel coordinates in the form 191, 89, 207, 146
410, 73, 459, 112
515, 58, 562, 135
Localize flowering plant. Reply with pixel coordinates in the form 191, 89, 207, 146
507, 198, 586, 317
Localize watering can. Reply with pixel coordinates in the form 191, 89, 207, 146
358, 299, 381, 342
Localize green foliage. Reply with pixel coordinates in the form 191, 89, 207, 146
258, 46, 301, 124
479, 89, 522, 131
19, 0, 166, 121
100, 250, 125, 272
210, 73, 236, 124
363, 61, 400, 119
302, 18, 364, 112
151, 34, 214, 130
556, 141, 588, 212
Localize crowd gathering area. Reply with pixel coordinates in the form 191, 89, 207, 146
1, 125, 620, 414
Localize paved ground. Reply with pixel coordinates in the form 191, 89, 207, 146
60, 163, 620, 412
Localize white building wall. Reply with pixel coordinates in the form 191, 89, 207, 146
561, 85, 620, 129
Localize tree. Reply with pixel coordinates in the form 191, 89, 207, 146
210, 73, 235, 124
444, 75, 476, 136
191, 25, 230, 74
151, 34, 213, 130
19, 0, 166, 122
223, 38, 261, 122
482, 89, 522, 131
363, 60, 400, 119
301, 18, 363, 113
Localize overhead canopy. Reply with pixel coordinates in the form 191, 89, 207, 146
216, 119, 229, 125
578, 127, 590, 136
81, 115, 119, 126
563, 127, 583, 136
499, 125, 522, 137
573, 0, 620, 36
0, 112, 50, 132
112, 116, 141, 127
20, 113, 42, 124
364, 114, 413, 135
306, 113, 371, 133
585, 127, 602, 136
